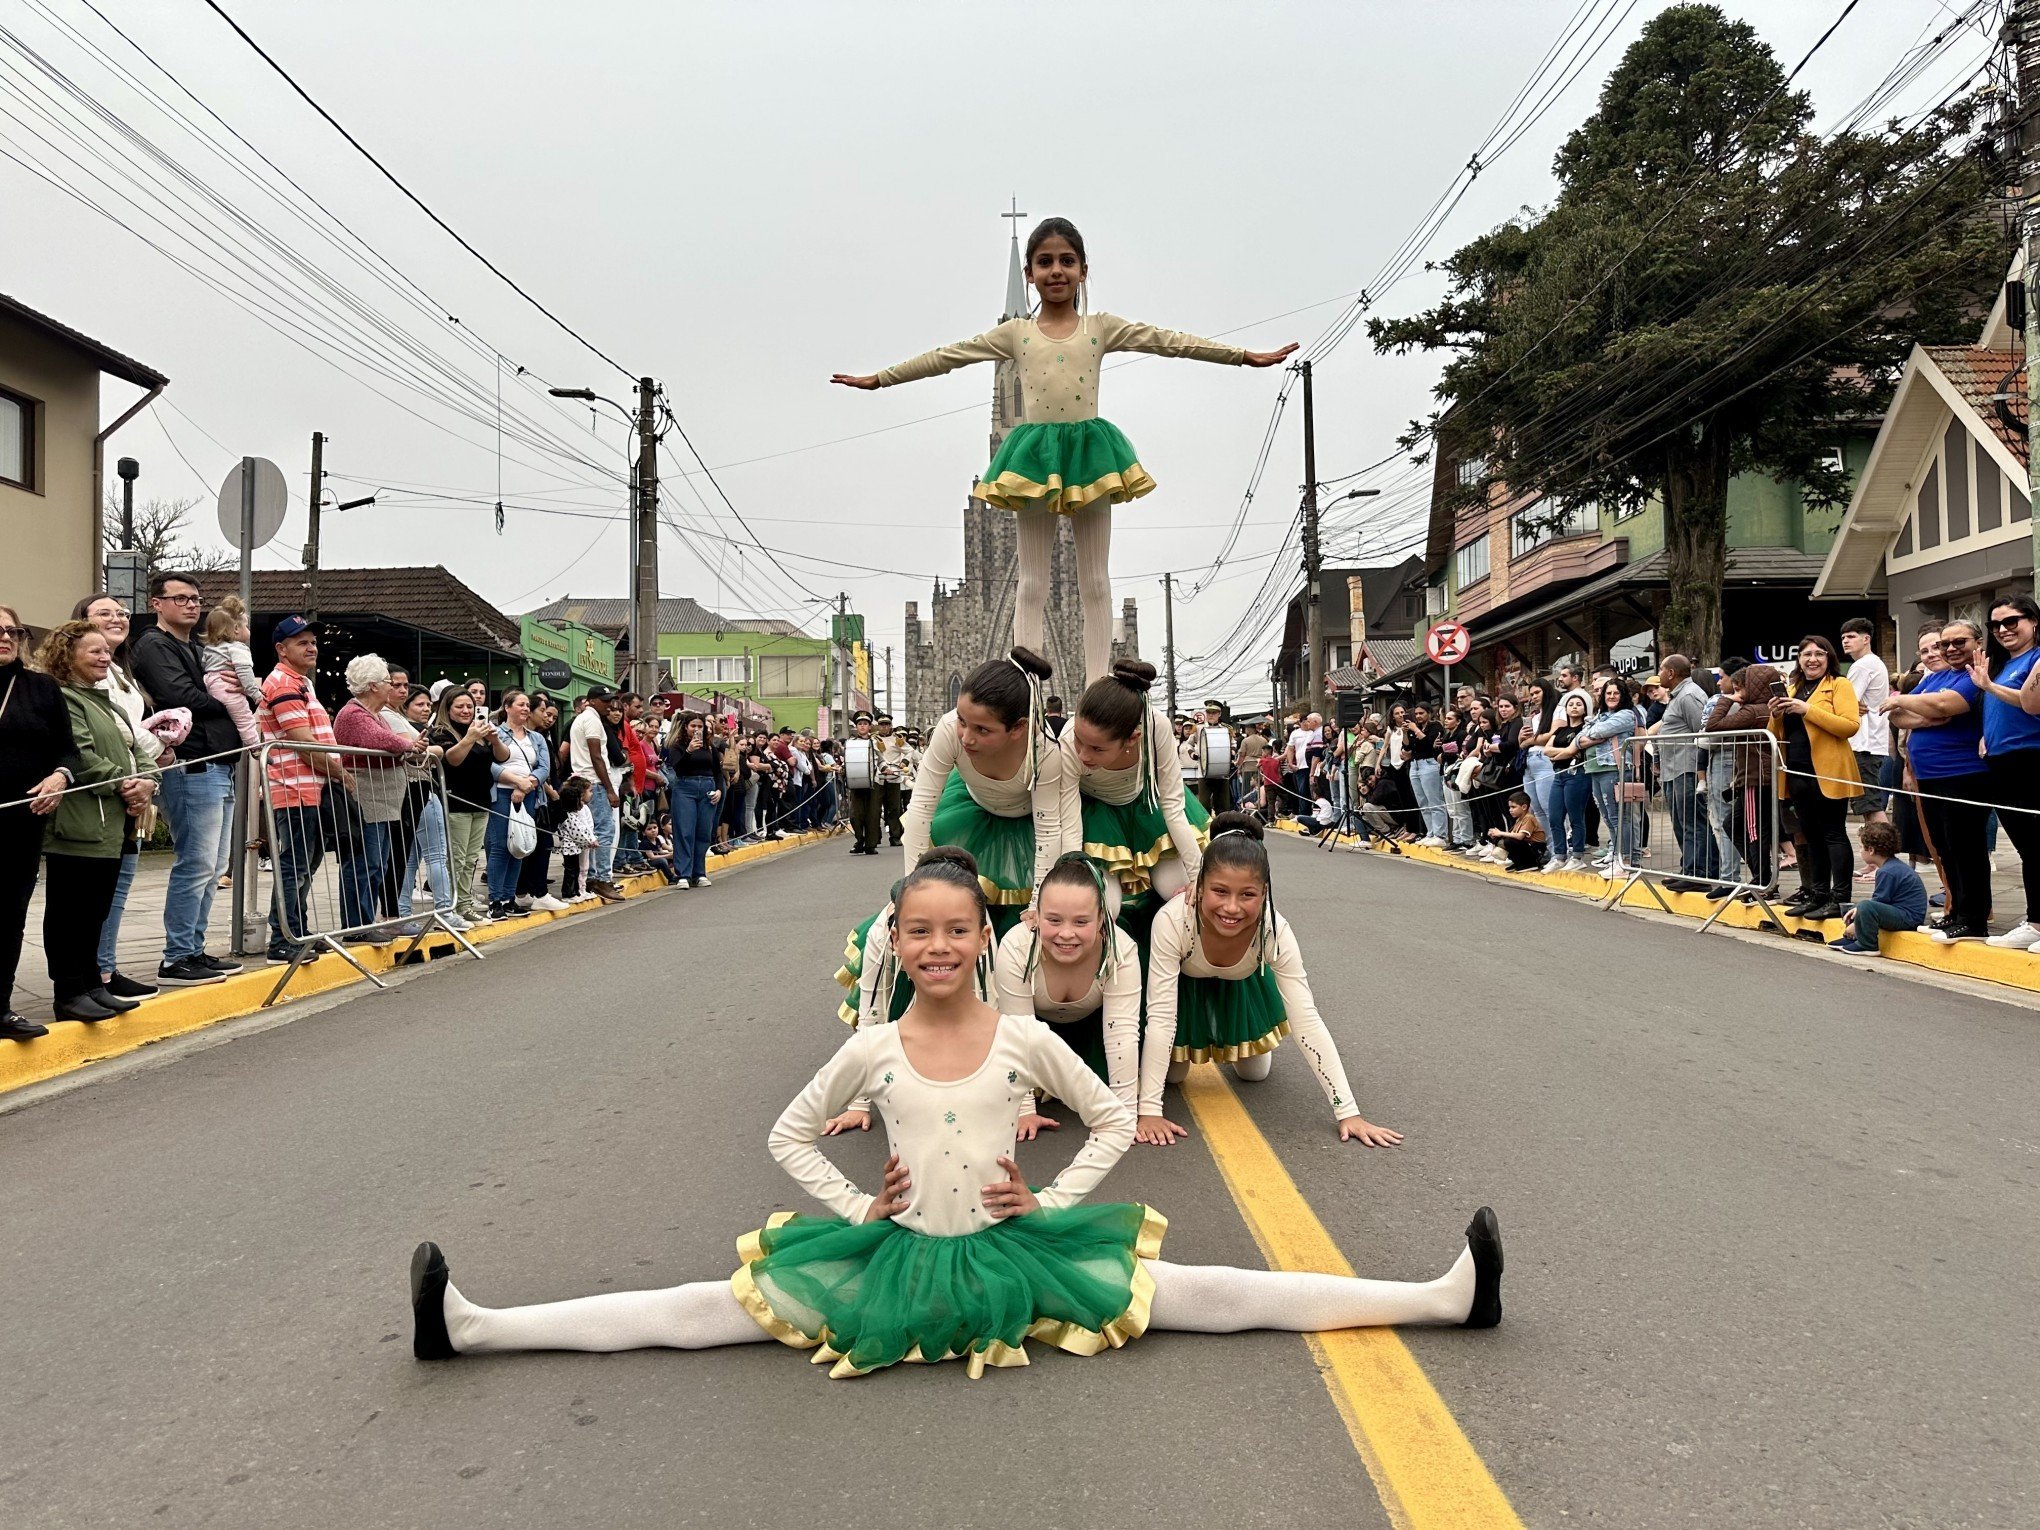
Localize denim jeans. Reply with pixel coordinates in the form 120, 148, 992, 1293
1520, 754, 1555, 854
268, 797, 377, 953
1444, 778, 1473, 846
586, 781, 617, 881
1551, 770, 1592, 860
1588, 771, 1639, 864
742, 777, 760, 836
1409, 758, 1448, 840
402, 795, 453, 916
363, 821, 394, 919
158, 762, 233, 962
1707, 754, 1740, 876
672, 776, 717, 882
96, 847, 139, 975
1662, 772, 1719, 880
485, 787, 524, 905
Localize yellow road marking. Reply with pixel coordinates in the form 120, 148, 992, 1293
1180, 1062, 1523, 1530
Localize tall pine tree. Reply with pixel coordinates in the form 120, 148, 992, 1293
1370, 4, 2007, 660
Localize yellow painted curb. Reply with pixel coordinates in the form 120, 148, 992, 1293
1343, 830, 2040, 998
1181, 1062, 1523, 1530
0, 828, 842, 1098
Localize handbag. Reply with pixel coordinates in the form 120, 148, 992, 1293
507, 802, 538, 859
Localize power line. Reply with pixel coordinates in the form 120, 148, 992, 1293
194, 0, 633, 381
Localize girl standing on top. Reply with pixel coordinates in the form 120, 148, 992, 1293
833, 218, 1296, 680
897, 648, 1077, 939
1137, 814, 1402, 1149
408, 856, 1500, 1378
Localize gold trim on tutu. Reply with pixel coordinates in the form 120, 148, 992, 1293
1172, 1019, 1291, 1065
728, 1206, 1170, 1380
974, 462, 1158, 516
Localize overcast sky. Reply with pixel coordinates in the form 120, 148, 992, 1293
3, 0, 1991, 701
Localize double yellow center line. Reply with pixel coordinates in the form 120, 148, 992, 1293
1180, 1063, 1524, 1530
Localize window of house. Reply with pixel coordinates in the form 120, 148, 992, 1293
0, 387, 32, 490
1510, 500, 1600, 557
1455, 454, 1489, 489
1454, 537, 1490, 588
676, 655, 750, 685
759, 654, 825, 694
1425, 578, 1448, 618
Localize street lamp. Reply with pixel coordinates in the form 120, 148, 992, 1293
551, 383, 658, 695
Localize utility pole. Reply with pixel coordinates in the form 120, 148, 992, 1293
884, 644, 894, 717
304, 431, 324, 621
1161, 571, 1180, 716
634, 378, 660, 696
834, 592, 851, 728
1300, 359, 1324, 712
2016, 3, 2040, 591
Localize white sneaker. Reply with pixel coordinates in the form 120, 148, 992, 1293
1985, 922, 2040, 950
693, 876, 713, 887
441, 914, 473, 933
1416, 835, 1445, 848
1564, 856, 1589, 873
532, 895, 570, 913
513, 895, 535, 911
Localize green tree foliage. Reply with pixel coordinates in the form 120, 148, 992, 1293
1370, 4, 2008, 660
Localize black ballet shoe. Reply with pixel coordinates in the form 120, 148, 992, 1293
410, 1241, 458, 1360
1462, 1207, 1503, 1329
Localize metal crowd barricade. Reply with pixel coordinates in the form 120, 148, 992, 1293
1606, 728, 1786, 933
256, 739, 482, 1006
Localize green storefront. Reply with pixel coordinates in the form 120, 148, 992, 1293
522, 615, 617, 702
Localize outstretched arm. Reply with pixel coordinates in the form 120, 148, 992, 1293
1099, 315, 1294, 368
834, 326, 1015, 390
1269, 918, 1401, 1144
1135, 908, 1192, 1143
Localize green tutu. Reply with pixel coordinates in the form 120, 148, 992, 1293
730, 1203, 1168, 1379
833, 909, 914, 1027
1174, 966, 1288, 1063
976, 419, 1157, 516
930, 773, 1034, 938
1081, 790, 1211, 900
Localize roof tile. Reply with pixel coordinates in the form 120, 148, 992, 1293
1922, 345, 2029, 463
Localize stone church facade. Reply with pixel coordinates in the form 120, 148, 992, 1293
902, 236, 1140, 728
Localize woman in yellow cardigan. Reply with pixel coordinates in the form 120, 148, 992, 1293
1768, 634, 1862, 920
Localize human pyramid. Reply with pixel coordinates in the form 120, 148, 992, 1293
407, 219, 1504, 1379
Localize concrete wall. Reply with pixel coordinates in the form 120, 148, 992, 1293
0, 309, 100, 631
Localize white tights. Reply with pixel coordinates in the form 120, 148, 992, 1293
439, 1246, 1473, 1354
1166, 1052, 1271, 1085
1013, 503, 1115, 682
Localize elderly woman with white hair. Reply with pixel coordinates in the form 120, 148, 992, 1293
333, 654, 426, 927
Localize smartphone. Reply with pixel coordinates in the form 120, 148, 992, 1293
1767, 678, 1789, 699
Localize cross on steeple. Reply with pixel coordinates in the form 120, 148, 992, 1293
1001, 196, 1030, 322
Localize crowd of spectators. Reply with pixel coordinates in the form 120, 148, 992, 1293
0, 578, 885, 1041
1168, 606, 2040, 961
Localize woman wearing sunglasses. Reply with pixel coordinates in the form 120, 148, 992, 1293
1879, 621, 1989, 942
1964, 596, 2040, 950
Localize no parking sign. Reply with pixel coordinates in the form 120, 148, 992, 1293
1425, 621, 1470, 666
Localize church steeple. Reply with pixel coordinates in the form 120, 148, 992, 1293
1000, 198, 1030, 322
990, 199, 1029, 456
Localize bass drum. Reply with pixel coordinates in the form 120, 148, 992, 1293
843, 737, 877, 790
1196, 725, 1234, 781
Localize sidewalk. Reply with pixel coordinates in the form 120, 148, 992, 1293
2, 824, 843, 1096
1284, 814, 2040, 998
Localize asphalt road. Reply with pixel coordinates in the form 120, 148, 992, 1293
3, 833, 2034, 1529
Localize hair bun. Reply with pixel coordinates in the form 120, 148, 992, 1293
916, 844, 982, 877
1110, 659, 1156, 694
1008, 646, 1053, 682
1208, 811, 1265, 843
